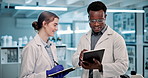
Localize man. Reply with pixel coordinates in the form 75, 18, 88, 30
72, 1, 129, 78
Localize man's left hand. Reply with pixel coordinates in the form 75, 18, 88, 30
81, 58, 102, 70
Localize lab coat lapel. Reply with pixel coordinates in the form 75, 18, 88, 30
96, 26, 113, 46
41, 45, 53, 65
86, 30, 91, 44
34, 34, 54, 67
49, 42, 58, 62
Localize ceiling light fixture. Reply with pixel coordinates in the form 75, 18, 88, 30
15, 6, 68, 11
107, 9, 145, 13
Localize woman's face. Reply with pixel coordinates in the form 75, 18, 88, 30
45, 18, 59, 37
89, 10, 106, 33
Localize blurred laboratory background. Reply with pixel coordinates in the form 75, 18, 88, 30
0, 0, 148, 78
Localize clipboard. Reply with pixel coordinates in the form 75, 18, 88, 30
83, 49, 105, 63
48, 67, 76, 77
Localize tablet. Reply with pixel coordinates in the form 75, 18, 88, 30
83, 49, 105, 63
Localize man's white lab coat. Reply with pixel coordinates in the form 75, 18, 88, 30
20, 34, 58, 78
72, 26, 129, 78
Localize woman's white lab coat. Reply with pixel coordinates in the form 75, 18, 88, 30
72, 26, 129, 78
20, 34, 58, 78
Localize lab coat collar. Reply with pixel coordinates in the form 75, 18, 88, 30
34, 34, 53, 47
85, 30, 92, 44
33, 34, 43, 46
95, 26, 113, 46
85, 26, 113, 47
40, 37, 52, 48
33, 34, 55, 67
85, 26, 111, 42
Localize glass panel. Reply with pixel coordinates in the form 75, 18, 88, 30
73, 21, 90, 47
143, 6, 148, 43
126, 45, 136, 74
113, 13, 136, 43
144, 46, 148, 78
56, 23, 73, 47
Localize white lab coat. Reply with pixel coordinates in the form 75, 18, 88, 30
20, 34, 58, 78
72, 26, 129, 78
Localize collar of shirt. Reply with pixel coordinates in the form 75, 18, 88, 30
39, 37, 51, 48
91, 25, 108, 36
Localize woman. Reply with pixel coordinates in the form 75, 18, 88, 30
20, 11, 67, 78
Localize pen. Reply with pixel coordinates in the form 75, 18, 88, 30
54, 60, 59, 65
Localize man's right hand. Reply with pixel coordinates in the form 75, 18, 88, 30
79, 49, 88, 66
81, 58, 103, 71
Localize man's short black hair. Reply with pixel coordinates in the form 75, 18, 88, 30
87, 1, 107, 14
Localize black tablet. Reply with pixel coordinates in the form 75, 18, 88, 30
83, 49, 105, 63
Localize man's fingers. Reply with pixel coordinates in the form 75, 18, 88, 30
93, 58, 98, 63
83, 49, 88, 51
82, 63, 89, 69
93, 58, 100, 64
81, 61, 92, 69
82, 49, 88, 53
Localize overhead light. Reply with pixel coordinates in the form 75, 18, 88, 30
67, 48, 77, 51
15, 6, 68, 11
74, 30, 88, 33
107, 9, 145, 13
121, 30, 135, 34
57, 30, 73, 34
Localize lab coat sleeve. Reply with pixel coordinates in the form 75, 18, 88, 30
72, 37, 83, 67
102, 35, 129, 77
20, 45, 46, 78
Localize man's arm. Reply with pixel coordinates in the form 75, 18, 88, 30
102, 35, 129, 77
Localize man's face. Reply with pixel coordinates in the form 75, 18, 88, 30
89, 10, 106, 33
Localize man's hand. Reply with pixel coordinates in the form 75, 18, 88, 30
79, 49, 88, 66
80, 58, 102, 70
